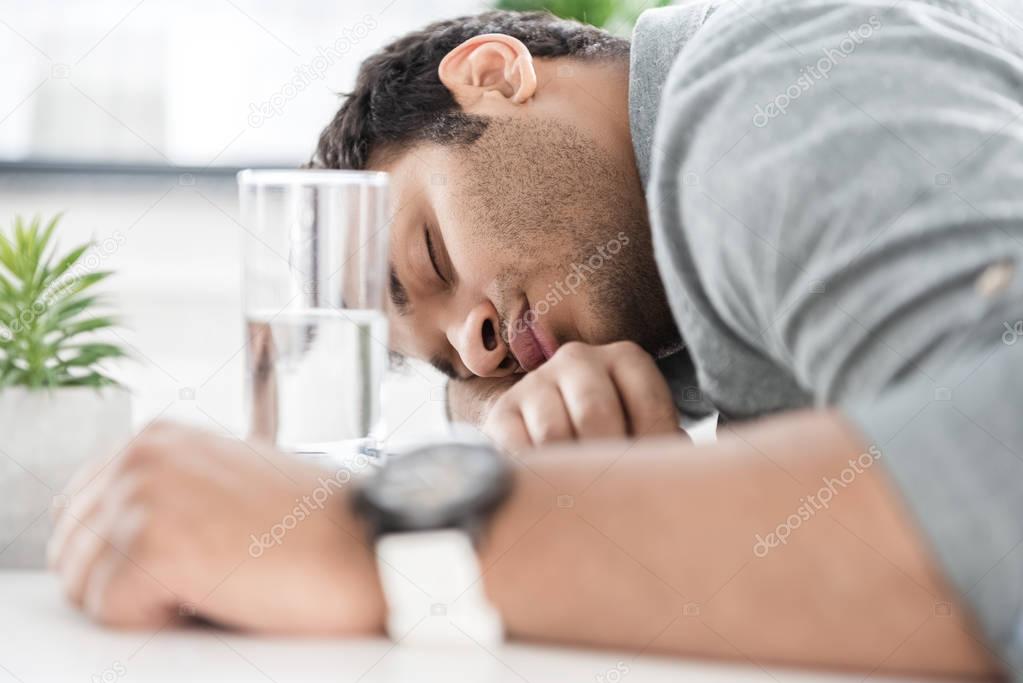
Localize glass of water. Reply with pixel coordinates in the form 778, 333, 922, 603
237, 169, 390, 457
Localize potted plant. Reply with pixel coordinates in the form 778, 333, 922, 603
0, 214, 132, 568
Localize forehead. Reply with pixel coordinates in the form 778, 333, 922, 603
370, 144, 453, 193
372, 144, 483, 238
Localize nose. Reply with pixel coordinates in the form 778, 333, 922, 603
449, 300, 515, 378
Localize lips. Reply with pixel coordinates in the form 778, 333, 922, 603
508, 302, 558, 372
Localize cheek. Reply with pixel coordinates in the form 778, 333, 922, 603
441, 197, 580, 311
441, 221, 501, 290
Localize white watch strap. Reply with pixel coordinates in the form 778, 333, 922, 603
376, 529, 503, 647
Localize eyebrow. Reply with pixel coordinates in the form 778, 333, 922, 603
389, 264, 410, 316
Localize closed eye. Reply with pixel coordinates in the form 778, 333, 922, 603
424, 224, 447, 286
389, 265, 409, 314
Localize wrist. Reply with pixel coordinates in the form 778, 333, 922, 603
325, 493, 388, 634
350, 440, 511, 643
475, 462, 547, 636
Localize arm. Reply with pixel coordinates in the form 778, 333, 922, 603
446, 374, 518, 426
481, 411, 995, 676
51, 416, 997, 676
651, 0, 1023, 672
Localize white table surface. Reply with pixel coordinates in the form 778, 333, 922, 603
0, 572, 955, 683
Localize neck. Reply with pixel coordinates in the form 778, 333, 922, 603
532, 55, 637, 179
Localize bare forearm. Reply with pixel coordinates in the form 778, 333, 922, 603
446, 375, 519, 425
479, 410, 997, 676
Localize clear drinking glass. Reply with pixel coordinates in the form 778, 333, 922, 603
237, 169, 390, 457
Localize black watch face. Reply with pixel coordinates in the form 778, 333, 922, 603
360, 443, 509, 531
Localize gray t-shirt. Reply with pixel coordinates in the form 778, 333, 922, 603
633, 0, 1023, 674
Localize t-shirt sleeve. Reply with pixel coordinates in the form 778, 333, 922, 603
658, 0, 1023, 671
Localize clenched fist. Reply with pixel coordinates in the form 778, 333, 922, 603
482, 341, 680, 453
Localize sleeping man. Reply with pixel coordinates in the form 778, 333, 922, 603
50, 1, 1023, 678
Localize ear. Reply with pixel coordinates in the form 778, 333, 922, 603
438, 33, 538, 107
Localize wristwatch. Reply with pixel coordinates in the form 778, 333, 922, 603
352, 439, 511, 646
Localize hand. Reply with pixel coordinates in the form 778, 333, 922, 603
48, 422, 385, 634
481, 341, 680, 453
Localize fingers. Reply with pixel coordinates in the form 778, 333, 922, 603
56, 474, 140, 606
480, 341, 681, 452
606, 342, 680, 437
484, 406, 533, 455
557, 365, 628, 439
84, 533, 178, 629
51, 423, 184, 624
519, 384, 576, 444
66, 498, 180, 629
486, 367, 625, 451
51, 425, 141, 526
58, 506, 115, 607
48, 445, 138, 571
51, 448, 118, 525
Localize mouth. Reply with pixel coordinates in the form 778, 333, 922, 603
508, 299, 559, 372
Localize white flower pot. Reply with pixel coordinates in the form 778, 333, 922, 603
0, 387, 132, 568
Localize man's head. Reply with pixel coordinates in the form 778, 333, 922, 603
311, 10, 680, 379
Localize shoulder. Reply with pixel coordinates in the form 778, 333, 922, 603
648, 0, 1023, 357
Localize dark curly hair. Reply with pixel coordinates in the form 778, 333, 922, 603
309, 10, 629, 170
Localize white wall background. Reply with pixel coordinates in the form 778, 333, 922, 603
0, 0, 487, 166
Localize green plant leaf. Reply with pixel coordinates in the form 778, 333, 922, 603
0, 214, 126, 389
0, 270, 15, 297
49, 315, 118, 345
58, 371, 117, 388
27, 214, 59, 286
46, 296, 97, 325
47, 271, 112, 305
40, 242, 90, 292
0, 300, 17, 325
0, 367, 23, 388
0, 232, 19, 280
59, 343, 127, 368
15, 216, 40, 280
